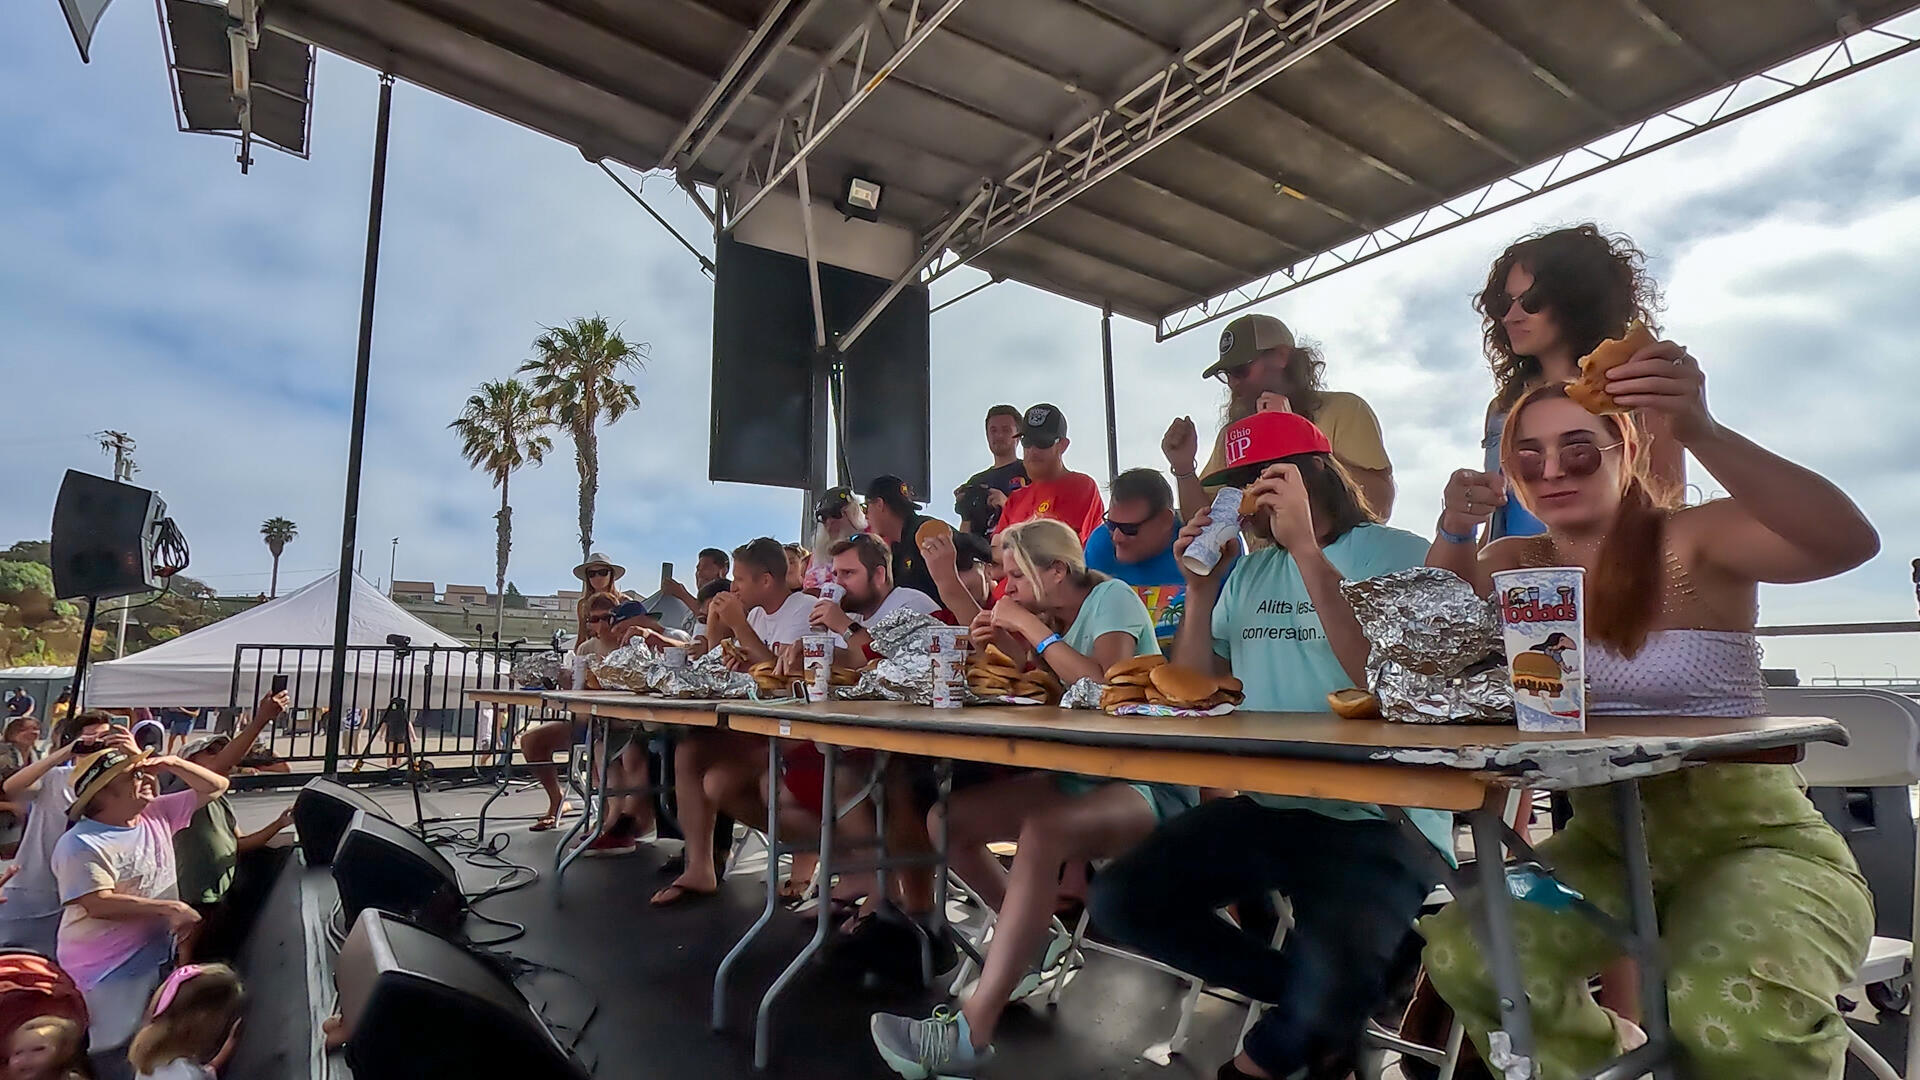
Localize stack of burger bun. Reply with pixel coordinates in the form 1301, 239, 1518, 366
967, 645, 1026, 699
1007, 668, 1064, 705
1101, 656, 1244, 712
747, 661, 789, 696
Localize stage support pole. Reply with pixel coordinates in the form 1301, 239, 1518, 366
324, 72, 394, 778
1100, 302, 1118, 485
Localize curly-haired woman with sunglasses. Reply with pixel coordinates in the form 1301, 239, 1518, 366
1473, 225, 1683, 539
1420, 336, 1879, 1078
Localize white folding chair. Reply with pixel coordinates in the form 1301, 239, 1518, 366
1771, 686, 1920, 1080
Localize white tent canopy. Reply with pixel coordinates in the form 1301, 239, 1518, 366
86, 571, 491, 709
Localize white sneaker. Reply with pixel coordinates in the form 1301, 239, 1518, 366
1008, 924, 1074, 1003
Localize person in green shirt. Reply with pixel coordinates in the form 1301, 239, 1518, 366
1088, 410, 1448, 1080
170, 690, 296, 962
870, 518, 1193, 1079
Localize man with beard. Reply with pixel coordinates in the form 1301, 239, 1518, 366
1163, 313, 1394, 521
994, 404, 1104, 541
808, 534, 943, 664
1089, 410, 1445, 1080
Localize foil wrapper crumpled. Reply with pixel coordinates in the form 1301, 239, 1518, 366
512, 652, 565, 690
839, 609, 953, 704
1059, 677, 1104, 710
587, 643, 756, 698
1340, 567, 1512, 724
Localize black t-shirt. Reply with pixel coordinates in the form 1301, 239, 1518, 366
965, 460, 1028, 496
891, 514, 943, 601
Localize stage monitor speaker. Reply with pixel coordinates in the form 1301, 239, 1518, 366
291, 779, 391, 867
709, 235, 929, 494
50, 470, 167, 601
333, 810, 466, 937
336, 909, 587, 1080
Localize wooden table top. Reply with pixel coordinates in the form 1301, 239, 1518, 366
719, 700, 1843, 789
462, 688, 551, 707
540, 689, 733, 726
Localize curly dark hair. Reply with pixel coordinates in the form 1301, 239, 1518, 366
1477, 224, 1662, 410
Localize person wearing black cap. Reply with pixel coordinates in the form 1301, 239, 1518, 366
808, 487, 868, 590
860, 475, 943, 600
994, 404, 1104, 542
1088, 409, 1440, 1080
1163, 313, 1395, 522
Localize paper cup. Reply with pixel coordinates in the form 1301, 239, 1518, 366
1180, 486, 1246, 575
818, 582, 846, 606
662, 647, 689, 670
1493, 567, 1586, 733
566, 651, 587, 691
802, 633, 836, 703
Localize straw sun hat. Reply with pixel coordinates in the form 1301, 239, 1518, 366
67, 746, 153, 821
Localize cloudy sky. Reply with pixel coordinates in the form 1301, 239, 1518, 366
3, 5, 1917, 680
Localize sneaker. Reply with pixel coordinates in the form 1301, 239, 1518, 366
1007, 924, 1074, 1003
869, 1007, 992, 1078
583, 831, 639, 858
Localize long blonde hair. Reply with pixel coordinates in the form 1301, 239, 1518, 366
998, 519, 1105, 606
129, 964, 245, 1073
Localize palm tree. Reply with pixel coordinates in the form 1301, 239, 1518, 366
260, 517, 297, 598
518, 315, 645, 561
449, 379, 553, 632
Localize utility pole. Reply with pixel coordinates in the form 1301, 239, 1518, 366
95, 431, 138, 658
388, 538, 399, 594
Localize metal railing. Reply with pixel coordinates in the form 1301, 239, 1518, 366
222, 641, 569, 784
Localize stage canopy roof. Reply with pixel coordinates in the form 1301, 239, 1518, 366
260, 0, 1920, 336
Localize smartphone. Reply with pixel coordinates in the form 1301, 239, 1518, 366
271, 673, 290, 694
662, 561, 674, 582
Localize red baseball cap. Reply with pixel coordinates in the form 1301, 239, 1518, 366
1201, 411, 1334, 487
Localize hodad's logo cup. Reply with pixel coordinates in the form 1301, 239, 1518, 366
1492, 567, 1586, 733
802, 633, 836, 703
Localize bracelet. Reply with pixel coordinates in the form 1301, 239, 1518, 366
1034, 633, 1063, 654
1437, 522, 1478, 545
1171, 469, 1197, 479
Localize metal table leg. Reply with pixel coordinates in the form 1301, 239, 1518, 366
475, 703, 521, 844
1469, 804, 1536, 1078
1609, 778, 1675, 1080
554, 714, 606, 902
754, 743, 839, 1070
714, 736, 786, 1032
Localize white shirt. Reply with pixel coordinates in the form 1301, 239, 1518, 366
746, 591, 816, 649
868, 587, 940, 623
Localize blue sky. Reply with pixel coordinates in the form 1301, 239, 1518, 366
3, 4, 1918, 680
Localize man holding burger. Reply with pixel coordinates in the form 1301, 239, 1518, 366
1088, 410, 1446, 1080
994, 404, 1104, 541
1163, 313, 1395, 521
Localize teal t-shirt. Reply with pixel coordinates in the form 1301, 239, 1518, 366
1210, 524, 1455, 856
1063, 577, 1162, 659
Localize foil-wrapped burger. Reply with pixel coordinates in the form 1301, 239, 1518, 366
1340, 567, 1513, 724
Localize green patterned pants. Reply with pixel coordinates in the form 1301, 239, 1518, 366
1419, 765, 1873, 1079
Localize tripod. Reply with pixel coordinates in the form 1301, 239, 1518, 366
346, 637, 431, 839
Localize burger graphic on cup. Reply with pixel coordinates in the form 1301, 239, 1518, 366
1509, 633, 1578, 698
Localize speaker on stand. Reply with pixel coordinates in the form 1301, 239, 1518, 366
292, 779, 393, 867
49, 470, 185, 711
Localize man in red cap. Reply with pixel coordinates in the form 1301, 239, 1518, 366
1162, 313, 1395, 523
1087, 409, 1446, 1080
993, 404, 1104, 542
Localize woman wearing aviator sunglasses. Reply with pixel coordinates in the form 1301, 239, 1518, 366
1473, 225, 1684, 540
1421, 341, 1880, 1079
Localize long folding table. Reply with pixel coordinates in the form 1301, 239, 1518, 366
712, 699, 1845, 1077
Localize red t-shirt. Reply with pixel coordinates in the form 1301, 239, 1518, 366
994, 471, 1105, 542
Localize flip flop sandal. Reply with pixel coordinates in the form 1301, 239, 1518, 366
650, 883, 718, 908
530, 814, 561, 832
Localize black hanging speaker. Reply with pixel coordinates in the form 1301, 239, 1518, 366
336, 909, 587, 1080
291, 778, 391, 867
49, 470, 167, 601
332, 810, 466, 937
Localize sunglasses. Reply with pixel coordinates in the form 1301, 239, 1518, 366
1210, 364, 1252, 385
1020, 436, 1060, 450
1487, 285, 1546, 318
586, 615, 611, 625
588, 568, 612, 577
1103, 516, 1154, 537
1508, 441, 1623, 483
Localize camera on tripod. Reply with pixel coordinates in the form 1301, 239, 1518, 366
386, 633, 412, 657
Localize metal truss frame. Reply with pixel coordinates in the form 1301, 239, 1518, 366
719, 0, 975, 231
909, 0, 1404, 290
1153, 12, 1920, 340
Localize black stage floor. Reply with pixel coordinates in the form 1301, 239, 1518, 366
222, 787, 1914, 1080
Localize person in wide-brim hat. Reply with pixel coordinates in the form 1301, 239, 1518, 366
573, 552, 632, 644
572, 552, 626, 581
67, 746, 154, 822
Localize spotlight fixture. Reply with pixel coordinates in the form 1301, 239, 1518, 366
837, 175, 884, 222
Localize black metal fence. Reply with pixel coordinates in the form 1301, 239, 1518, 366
223, 642, 567, 783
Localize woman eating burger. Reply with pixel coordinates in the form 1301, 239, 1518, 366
1420, 328, 1878, 1079
867, 518, 1190, 1078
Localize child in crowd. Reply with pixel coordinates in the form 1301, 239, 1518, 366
7, 1015, 87, 1080
127, 964, 244, 1080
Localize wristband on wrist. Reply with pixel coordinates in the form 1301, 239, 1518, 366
1437, 520, 1478, 545
1034, 633, 1063, 654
